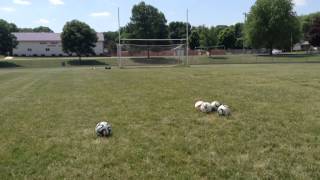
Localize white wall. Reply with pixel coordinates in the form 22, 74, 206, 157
13, 41, 104, 56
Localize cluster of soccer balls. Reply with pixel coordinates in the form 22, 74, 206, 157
195, 101, 231, 116
95, 121, 112, 137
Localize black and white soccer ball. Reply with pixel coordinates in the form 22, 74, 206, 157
200, 102, 213, 113
195, 101, 204, 110
217, 105, 231, 116
95, 121, 112, 137
211, 101, 221, 111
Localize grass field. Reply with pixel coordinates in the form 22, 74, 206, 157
0, 64, 320, 179
1, 54, 320, 68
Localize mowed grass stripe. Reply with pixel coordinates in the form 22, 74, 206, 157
0, 64, 319, 179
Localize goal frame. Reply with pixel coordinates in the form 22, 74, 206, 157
118, 38, 187, 67
117, 8, 189, 68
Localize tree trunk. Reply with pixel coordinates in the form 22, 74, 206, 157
78, 55, 82, 64
269, 44, 273, 56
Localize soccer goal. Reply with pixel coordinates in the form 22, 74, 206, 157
117, 39, 188, 68
116, 8, 190, 68
196, 45, 226, 56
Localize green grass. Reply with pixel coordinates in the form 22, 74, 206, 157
1, 54, 320, 68
0, 64, 320, 179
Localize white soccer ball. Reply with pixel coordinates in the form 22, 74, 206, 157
95, 121, 112, 137
217, 105, 231, 116
211, 101, 221, 111
195, 101, 204, 110
200, 102, 213, 113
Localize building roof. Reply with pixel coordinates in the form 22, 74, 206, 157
13, 32, 104, 42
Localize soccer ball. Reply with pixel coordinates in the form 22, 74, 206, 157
211, 101, 221, 111
217, 105, 231, 116
195, 101, 204, 110
95, 121, 112, 137
200, 102, 213, 113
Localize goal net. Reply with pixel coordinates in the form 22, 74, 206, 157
195, 45, 226, 56
117, 39, 187, 68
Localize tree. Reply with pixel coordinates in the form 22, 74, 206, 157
189, 30, 200, 50
234, 23, 245, 49
308, 17, 320, 47
217, 28, 236, 49
214, 25, 228, 38
234, 23, 244, 39
245, 0, 301, 55
168, 21, 191, 43
124, 1, 169, 58
18, 28, 34, 32
104, 31, 118, 54
9, 23, 19, 32
0, 19, 18, 55
61, 20, 98, 61
127, 1, 168, 39
300, 12, 320, 40
196, 25, 216, 48
33, 26, 53, 33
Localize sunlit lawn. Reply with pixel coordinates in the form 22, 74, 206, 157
0, 64, 319, 179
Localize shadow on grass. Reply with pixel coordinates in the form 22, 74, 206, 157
208, 56, 228, 60
130, 57, 178, 64
0, 61, 21, 68
67, 60, 108, 66
258, 53, 317, 58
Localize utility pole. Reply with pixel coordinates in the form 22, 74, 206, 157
242, 12, 247, 54
186, 9, 189, 66
118, 7, 122, 68
291, 32, 293, 53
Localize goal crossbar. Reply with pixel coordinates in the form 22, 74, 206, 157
121, 44, 185, 47
121, 38, 187, 41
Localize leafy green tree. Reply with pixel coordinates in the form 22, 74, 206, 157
168, 21, 191, 43
234, 23, 244, 39
234, 23, 245, 49
0, 19, 18, 55
308, 17, 320, 47
189, 30, 200, 50
104, 31, 118, 54
300, 12, 320, 40
124, 1, 169, 58
126, 1, 168, 39
9, 23, 19, 32
196, 25, 216, 48
18, 28, 34, 32
218, 28, 236, 49
214, 25, 228, 38
33, 26, 54, 33
245, 0, 301, 54
61, 20, 98, 61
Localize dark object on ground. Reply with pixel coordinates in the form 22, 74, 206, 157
105, 66, 111, 70
0, 62, 20, 68
68, 60, 107, 66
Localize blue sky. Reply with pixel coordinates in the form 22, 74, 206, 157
0, 0, 319, 32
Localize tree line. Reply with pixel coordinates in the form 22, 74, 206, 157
104, 0, 320, 55
1, 0, 320, 57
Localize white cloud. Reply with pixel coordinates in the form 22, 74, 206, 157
35, 18, 50, 24
90, 11, 111, 17
13, 0, 31, 5
49, 0, 64, 5
0, 7, 15, 12
293, 0, 307, 6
